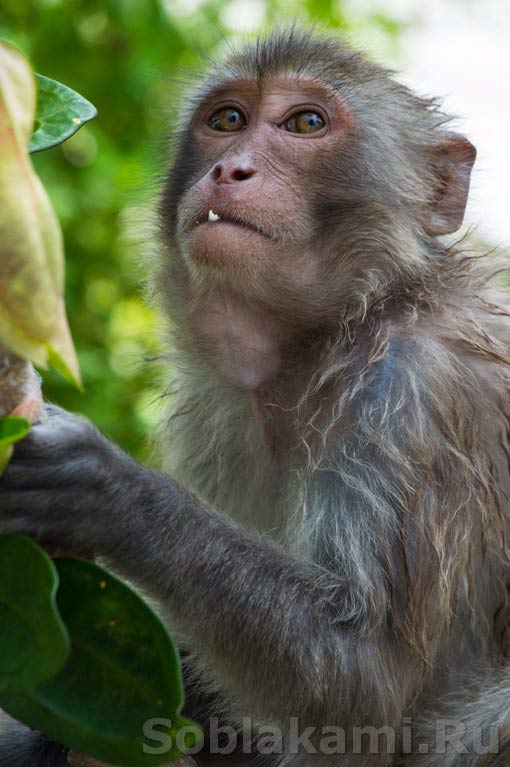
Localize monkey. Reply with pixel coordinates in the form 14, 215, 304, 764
1, 24, 510, 767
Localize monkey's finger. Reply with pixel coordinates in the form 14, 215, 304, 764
0, 456, 94, 489
11, 417, 84, 460
0, 463, 64, 490
0, 489, 96, 556
0, 486, 58, 507
0, 487, 88, 528
0, 510, 70, 551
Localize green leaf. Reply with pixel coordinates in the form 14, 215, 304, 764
0, 416, 31, 448
0, 446, 13, 475
0, 558, 201, 766
29, 74, 97, 154
46, 343, 84, 392
0, 417, 30, 474
0, 536, 70, 693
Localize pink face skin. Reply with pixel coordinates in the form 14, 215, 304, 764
175, 77, 357, 393
177, 77, 355, 306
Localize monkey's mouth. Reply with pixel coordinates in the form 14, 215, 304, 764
195, 209, 272, 240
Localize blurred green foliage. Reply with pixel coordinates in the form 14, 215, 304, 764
0, 0, 404, 461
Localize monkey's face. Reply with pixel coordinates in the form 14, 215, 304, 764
163, 65, 475, 327
171, 77, 358, 317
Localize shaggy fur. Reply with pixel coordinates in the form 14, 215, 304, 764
155, 26, 510, 766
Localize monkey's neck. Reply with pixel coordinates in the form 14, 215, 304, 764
189, 295, 331, 453
190, 297, 287, 391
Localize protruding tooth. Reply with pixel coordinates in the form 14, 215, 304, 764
208, 209, 221, 222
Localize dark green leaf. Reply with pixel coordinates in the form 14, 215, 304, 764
29, 75, 97, 154
0, 536, 69, 693
0, 417, 30, 475
1, 558, 201, 766
0, 417, 30, 448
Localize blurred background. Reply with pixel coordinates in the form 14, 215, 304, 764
1, 0, 508, 461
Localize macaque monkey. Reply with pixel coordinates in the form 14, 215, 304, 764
1, 26, 510, 767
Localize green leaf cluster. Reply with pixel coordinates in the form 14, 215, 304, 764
0, 537, 201, 765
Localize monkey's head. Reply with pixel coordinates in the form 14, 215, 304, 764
161, 28, 476, 326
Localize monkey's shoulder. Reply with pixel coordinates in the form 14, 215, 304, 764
344, 300, 510, 427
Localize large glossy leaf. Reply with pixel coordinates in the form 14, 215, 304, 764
0, 417, 30, 474
0, 536, 69, 692
0, 558, 201, 766
29, 74, 97, 153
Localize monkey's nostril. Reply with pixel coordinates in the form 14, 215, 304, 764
232, 168, 255, 181
212, 163, 256, 183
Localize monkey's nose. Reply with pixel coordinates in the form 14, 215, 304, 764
211, 162, 256, 184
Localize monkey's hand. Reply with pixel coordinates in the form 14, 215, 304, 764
0, 405, 145, 558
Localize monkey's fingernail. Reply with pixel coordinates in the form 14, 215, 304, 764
208, 210, 221, 222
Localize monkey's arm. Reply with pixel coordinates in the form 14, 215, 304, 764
0, 394, 434, 730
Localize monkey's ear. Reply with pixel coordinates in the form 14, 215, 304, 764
421, 133, 476, 236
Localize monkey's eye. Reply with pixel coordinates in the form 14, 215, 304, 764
207, 108, 246, 132
283, 111, 325, 134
